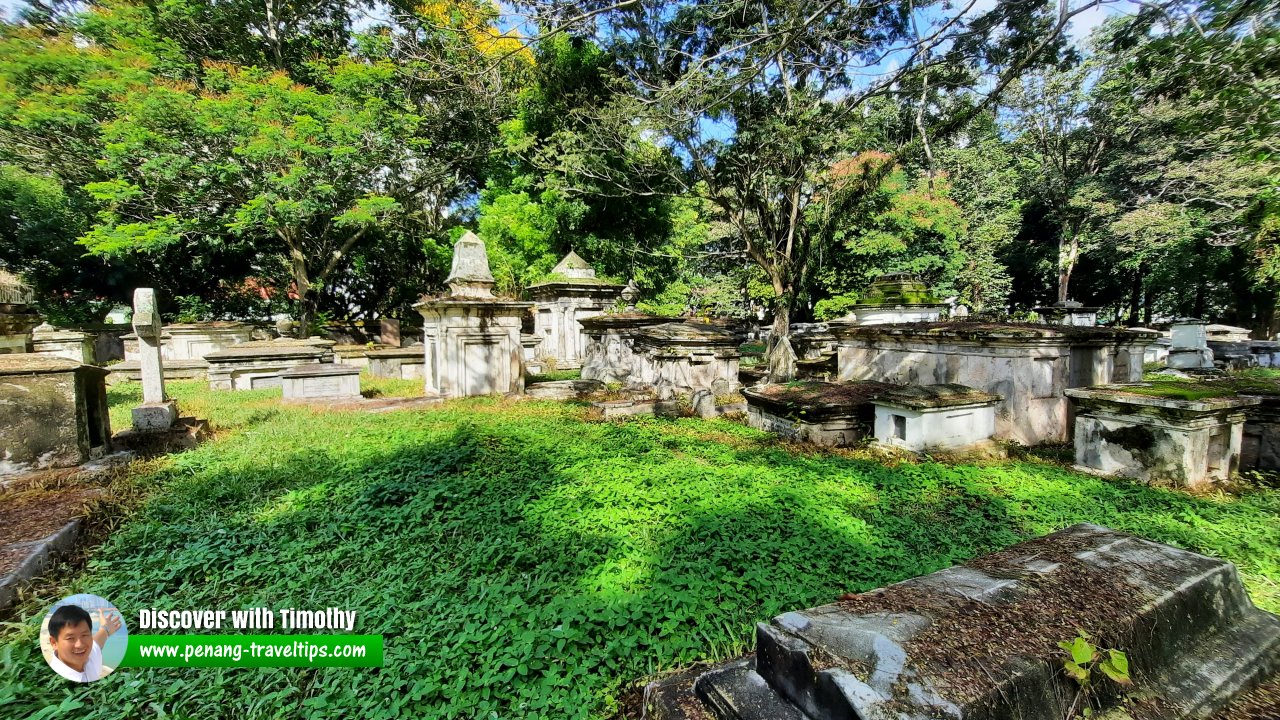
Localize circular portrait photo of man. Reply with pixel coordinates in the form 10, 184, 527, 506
40, 594, 128, 682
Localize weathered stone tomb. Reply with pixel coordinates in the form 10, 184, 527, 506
415, 231, 531, 399
0, 270, 39, 354
1033, 299, 1100, 327
366, 346, 426, 380
204, 342, 333, 391
872, 383, 1000, 452
832, 321, 1155, 445
123, 321, 254, 361
842, 272, 948, 325
1066, 385, 1258, 486
579, 313, 675, 385
742, 381, 894, 447
1167, 318, 1214, 370
0, 355, 111, 473
645, 524, 1280, 719
281, 363, 361, 401
30, 323, 95, 364
526, 251, 623, 369
628, 321, 741, 399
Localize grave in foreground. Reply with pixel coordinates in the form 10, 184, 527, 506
0, 355, 111, 473
644, 524, 1280, 720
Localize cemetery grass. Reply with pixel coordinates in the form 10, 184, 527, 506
2, 382, 1278, 719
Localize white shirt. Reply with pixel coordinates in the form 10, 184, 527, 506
49, 642, 103, 682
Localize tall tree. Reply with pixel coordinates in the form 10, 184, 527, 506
1003, 66, 1111, 304
525, 0, 1104, 379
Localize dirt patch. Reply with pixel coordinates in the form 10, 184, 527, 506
0, 487, 102, 547
0, 545, 29, 576
1212, 675, 1280, 718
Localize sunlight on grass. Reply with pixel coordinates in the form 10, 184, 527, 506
3, 385, 1276, 719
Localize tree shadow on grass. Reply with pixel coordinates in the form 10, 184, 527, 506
4, 408, 1276, 720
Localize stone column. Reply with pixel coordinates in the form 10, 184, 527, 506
131, 288, 178, 430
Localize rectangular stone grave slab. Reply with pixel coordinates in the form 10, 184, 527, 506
872, 383, 1000, 451
1066, 385, 1259, 486
204, 344, 331, 391
366, 347, 426, 380
644, 524, 1280, 720
742, 381, 897, 447
280, 363, 361, 400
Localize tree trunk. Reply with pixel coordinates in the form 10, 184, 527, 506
1127, 265, 1144, 326
766, 301, 796, 383
286, 238, 312, 338
1057, 229, 1079, 303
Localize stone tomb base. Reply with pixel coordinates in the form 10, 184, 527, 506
366, 347, 426, 380
644, 524, 1280, 720
108, 358, 209, 384
281, 363, 361, 401
0, 355, 111, 474
872, 383, 999, 452
204, 344, 332, 391
1066, 386, 1258, 486
131, 400, 178, 431
742, 381, 896, 447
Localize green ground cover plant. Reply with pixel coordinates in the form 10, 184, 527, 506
3, 381, 1277, 719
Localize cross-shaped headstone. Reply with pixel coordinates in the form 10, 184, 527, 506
133, 288, 166, 405
130, 288, 178, 430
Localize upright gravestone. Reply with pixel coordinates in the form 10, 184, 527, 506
131, 289, 178, 431
1168, 317, 1214, 370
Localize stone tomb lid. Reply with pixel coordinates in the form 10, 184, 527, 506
204, 345, 328, 360
365, 346, 424, 359
280, 363, 361, 378
871, 383, 1001, 409
1065, 384, 1262, 412
0, 354, 105, 376
832, 320, 1152, 344
743, 380, 899, 420
632, 321, 739, 346
578, 313, 676, 330
165, 321, 250, 329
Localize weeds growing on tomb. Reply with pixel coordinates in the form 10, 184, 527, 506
1, 380, 1277, 719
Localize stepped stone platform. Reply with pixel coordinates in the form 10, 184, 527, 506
644, 524, 1279, 720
